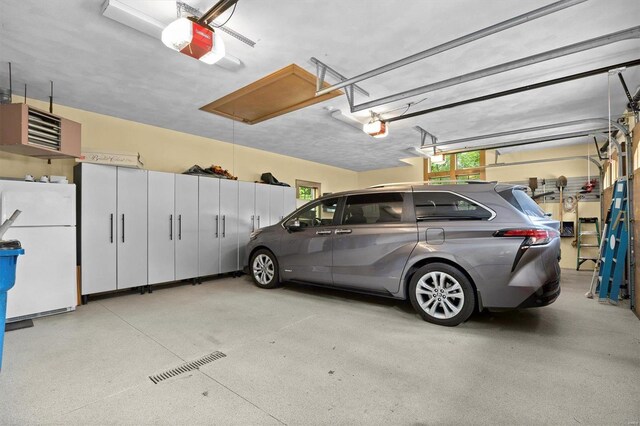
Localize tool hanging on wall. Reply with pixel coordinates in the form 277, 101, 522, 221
529, 177, 538, 197
556, 175, 569, 235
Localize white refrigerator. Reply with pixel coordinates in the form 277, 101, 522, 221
0, 181, 77, 322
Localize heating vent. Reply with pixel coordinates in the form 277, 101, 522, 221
27, 107, 62, 151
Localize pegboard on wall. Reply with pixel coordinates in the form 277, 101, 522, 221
505, 176, 601, 203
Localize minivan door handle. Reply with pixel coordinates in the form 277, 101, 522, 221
335, 229, 352, 235
315, 230, 332, 235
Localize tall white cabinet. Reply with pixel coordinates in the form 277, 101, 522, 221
77, 163, 298, 296
198, 177, 221, 277
254, 183, 270, 230
219, 179, 239, 273
77, 163, 147, 295
148, 171, 175, 285
116, 168, 148, 289
238, 181, 256, 270
175, 174, 199, 280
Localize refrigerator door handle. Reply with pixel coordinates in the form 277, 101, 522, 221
169, 214, 173, 240
251, 215, 255, 232
110, 213, 114, 243
222, 215, 226, 238
178, 214, 182, 240
257, 215, 260, 229
215, 215, 219, 238
121, 214, 125, 243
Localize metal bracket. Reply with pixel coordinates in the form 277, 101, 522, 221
616, 72, 639, 114
310, 57, 369, 110
414, 126, 438, 154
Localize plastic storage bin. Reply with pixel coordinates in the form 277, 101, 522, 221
0, 240, 24, 371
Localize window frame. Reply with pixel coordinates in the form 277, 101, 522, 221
424, 151, 486, 182
295, 179, 321, 201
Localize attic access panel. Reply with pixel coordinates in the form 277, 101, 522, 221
200, 64, 342, 124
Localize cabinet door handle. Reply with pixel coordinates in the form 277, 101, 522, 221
110, 213, 114, 243
178, 214, 182, 240
169, 214, 173, 240
215, 215, 219, 238
222, 215, 226, 238
121, 214, 125, 243
251, 215, 255, 232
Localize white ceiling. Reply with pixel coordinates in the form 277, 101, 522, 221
0, 0, 638, 171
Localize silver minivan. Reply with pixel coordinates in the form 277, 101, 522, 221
245, 182, 561, 326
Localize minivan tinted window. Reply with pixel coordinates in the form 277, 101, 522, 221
499, 188, 546, 218
342, 193, 404, 224
414, 191, 492, 221
285, 197, 340, 228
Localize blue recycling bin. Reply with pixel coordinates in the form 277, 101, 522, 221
0, 240, 24, 371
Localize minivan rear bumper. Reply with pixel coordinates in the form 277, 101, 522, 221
516, 278, 561, 308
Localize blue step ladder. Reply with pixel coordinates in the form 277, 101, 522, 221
597, 178, 629, 305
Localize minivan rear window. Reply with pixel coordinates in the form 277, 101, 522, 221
498, 188, 546, 218
413, 191, 492, 221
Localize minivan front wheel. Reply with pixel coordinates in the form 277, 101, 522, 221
409, 263, 475, 326
250, 249, 280, 289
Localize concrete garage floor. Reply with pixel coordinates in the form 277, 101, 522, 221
0, 270, 638, 425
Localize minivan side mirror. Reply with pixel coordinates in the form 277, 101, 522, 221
286, 220, 304, 232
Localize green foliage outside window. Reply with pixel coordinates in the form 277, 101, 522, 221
456, 151, 481, 169
430, 155, 451, 172
299, 186, 314, 200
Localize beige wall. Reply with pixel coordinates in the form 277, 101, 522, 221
0, 97, 358, 195
357, 157, 424, 188
486, 144, 602, 270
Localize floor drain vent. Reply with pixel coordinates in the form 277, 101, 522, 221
149, 351, 226, 384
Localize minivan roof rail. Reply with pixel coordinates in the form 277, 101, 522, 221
369, 180, 496, 188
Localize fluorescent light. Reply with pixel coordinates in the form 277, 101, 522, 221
430, 154, 445, 164
101, 0, 165, 39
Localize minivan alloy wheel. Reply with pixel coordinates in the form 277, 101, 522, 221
253, 254, 274, 285
415, 272, 464, 319
250, 249, 281, 289
408, 262, 475, 326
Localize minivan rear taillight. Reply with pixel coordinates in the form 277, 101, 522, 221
493, 228, 559, 246
494, 228, 559, 271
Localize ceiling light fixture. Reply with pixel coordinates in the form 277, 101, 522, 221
363, 112, 388, 138
161, 17, 225, 64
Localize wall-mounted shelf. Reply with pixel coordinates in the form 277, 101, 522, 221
0, 103, 81, 159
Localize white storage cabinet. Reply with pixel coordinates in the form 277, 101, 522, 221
76, 163, 148, 296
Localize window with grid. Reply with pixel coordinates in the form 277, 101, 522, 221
424, 151, 485, 182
